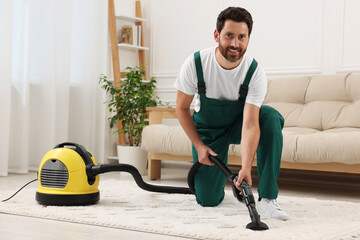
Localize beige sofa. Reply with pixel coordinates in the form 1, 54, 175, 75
142, 73, 360, 180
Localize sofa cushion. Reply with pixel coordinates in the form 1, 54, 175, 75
264, 73, 360, 131
142, 125, 192, 156
283, 127, 360, 165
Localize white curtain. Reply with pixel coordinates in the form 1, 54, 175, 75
0, 0, 109, 176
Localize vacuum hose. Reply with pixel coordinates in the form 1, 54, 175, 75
88, 157, 268, 230
88, 164, 192, 194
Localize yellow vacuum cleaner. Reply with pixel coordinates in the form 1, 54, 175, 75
36, 142, 100, 205
36, 142, 268, 230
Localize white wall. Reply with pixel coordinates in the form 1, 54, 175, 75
143, 0, 360, 106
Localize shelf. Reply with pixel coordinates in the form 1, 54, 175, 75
116, 15, 147, 23
117, 43, 149, 51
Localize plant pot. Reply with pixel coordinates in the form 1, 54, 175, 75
117, 145, 148, 176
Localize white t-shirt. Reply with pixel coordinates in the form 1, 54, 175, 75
174, 46, 267, 112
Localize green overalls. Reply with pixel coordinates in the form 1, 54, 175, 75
191, 51, 285, 207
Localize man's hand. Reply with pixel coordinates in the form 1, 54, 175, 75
196, 145, 217, 166
233, 167, 252, 191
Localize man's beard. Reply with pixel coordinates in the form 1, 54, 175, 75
218, 42, 245, 63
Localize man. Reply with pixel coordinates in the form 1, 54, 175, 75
174, 7, 289, 220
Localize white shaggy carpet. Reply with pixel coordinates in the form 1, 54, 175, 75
1, 177, 360, 240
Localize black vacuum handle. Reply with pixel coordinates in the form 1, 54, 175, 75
208, 155, 254, 200
208, 155, 246, 202
54, 142, 93, 166
208, 155, 235, 182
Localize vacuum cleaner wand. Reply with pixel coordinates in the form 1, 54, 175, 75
208, 155, 269, 231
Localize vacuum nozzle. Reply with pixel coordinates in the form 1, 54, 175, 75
246, 221, 269, 231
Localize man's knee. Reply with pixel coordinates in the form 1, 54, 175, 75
259, 105, 284, 130
195, 188, 224, 207
192, 162, 227, 207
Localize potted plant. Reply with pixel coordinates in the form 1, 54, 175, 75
99, 66, 161, 175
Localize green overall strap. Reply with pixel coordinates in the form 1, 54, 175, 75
194, 51, 206, 94
239, 59, 258, 102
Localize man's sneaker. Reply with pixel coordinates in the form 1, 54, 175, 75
256, 198, 290, 221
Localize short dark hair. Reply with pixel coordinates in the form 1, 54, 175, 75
216, 7, 253, 35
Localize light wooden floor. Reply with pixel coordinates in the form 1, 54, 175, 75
1, 162, 359, 240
